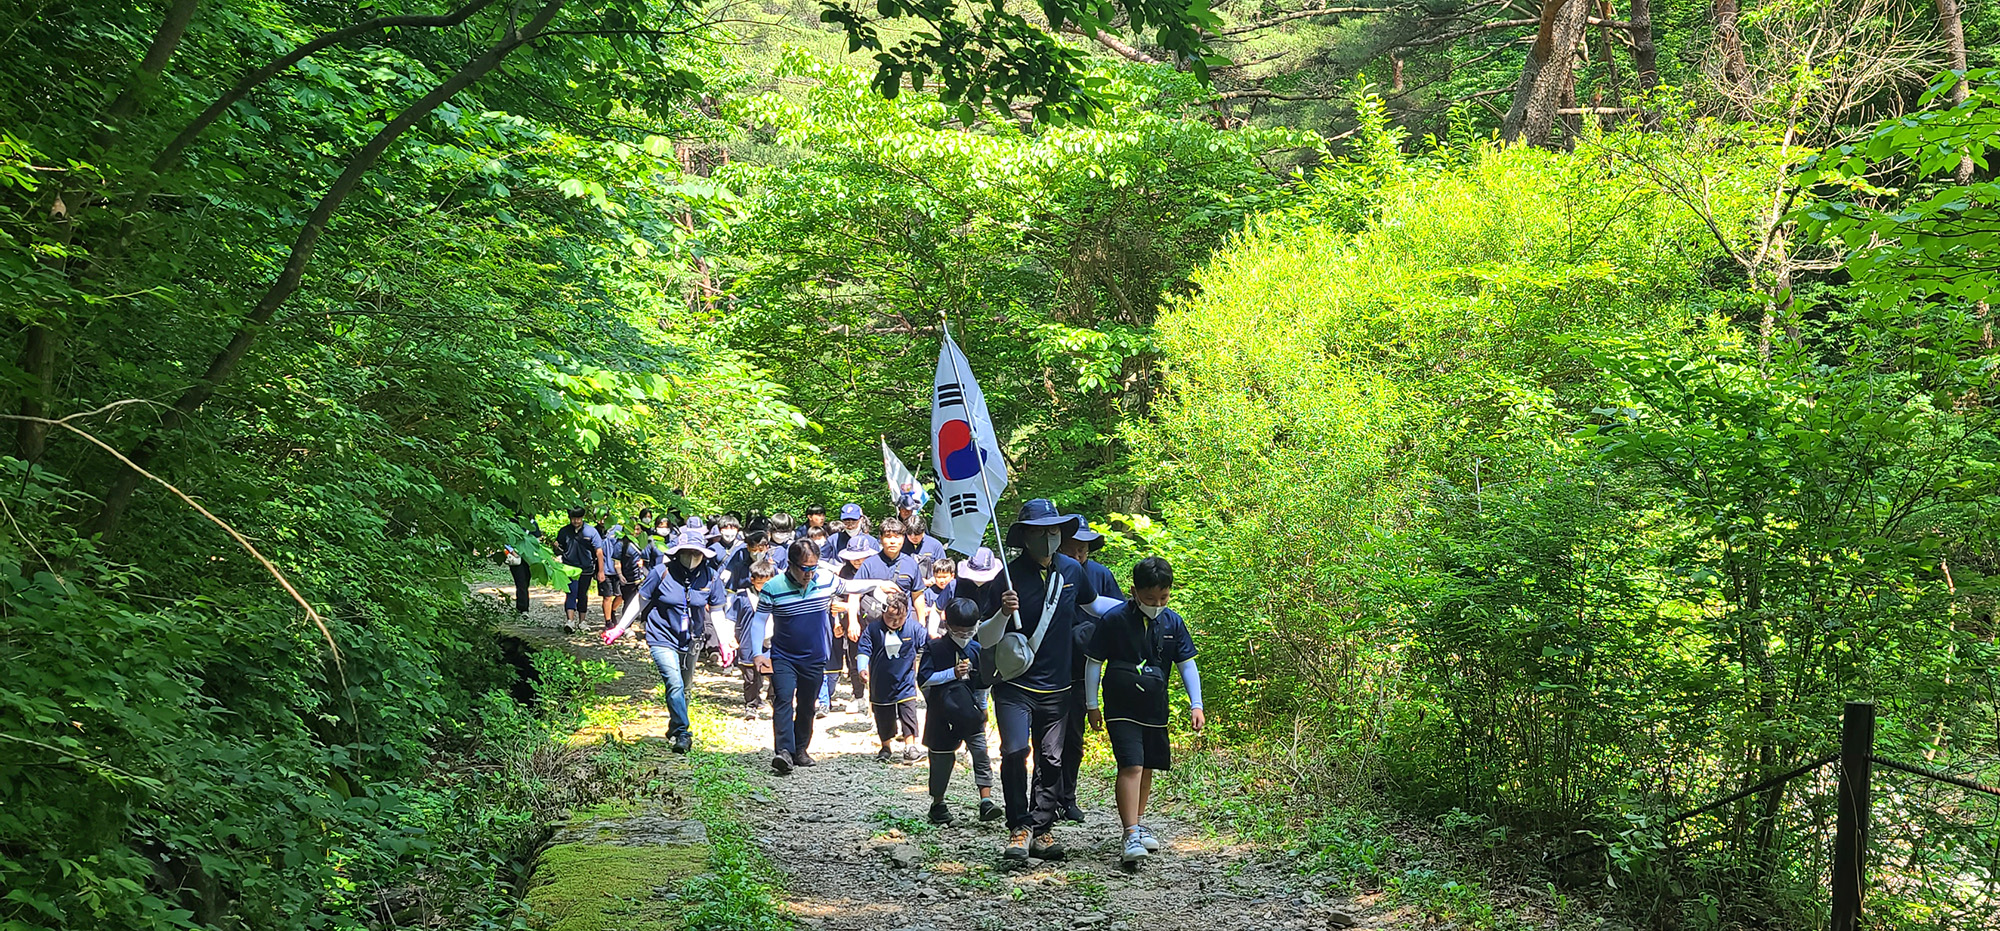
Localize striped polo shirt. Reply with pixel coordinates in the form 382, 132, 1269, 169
756, 564, 838, 666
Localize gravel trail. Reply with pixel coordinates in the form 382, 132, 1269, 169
478, 578, 1385, 931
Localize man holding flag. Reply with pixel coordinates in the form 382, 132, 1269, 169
932, 325, 1105, 860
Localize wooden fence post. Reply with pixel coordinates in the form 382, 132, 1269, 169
1831, 701, 1875, 931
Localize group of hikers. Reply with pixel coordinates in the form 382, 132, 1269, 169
517, 495, 1204, 867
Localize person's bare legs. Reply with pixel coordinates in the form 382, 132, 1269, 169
1116, 765, 1146, 829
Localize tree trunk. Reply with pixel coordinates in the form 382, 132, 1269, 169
17, 0, 200, 461
1937, 0, 1971, 183
1712, 0, 1752, 110
1593, 0, 1625, 127
1500, 0, 1590, 148
87, 0, 569, 536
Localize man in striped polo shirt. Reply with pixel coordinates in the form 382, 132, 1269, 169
754, 538, 840, 775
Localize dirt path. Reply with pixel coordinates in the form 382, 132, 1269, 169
476, 577, 1381, 931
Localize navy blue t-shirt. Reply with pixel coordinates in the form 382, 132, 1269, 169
997, 552, 1098, 694
858, 618, 928, 703
726, 590, 765, 661
855, 550, 922, 595
920, 634, 987, 691
607, 537, 646, 585
556, 523, 605, 572
1082, 559, 1124, 603
632, 560, 726, 651
920, 579, 956, 620
1085, 601, 1198, 667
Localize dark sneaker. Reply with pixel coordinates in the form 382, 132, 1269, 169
671, 738, 691, 755
814, 705, 829, 720
979, 799, 1003, 822
1003, 829, 1030, 861
1063, 803, 1086, 824
876, 746, 893, 763
1029, 831, 1065, 861
771, 751, 793, 776
928, 801, 953, 825
792, 751, 816, 767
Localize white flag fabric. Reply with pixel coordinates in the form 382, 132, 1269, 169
930, 326, 1009, 555
882, 436, 926, 509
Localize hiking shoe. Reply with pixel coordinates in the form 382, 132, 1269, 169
771, 751, 793, 776
814, 705, 829, 719
1003, 829, 1031, 861
1063, 803, 1086, 824
1134, 824, 1161, 852
979, 799, 1003, 822
671, 737, 691, 755
1030, 831, 1065, 860
928, 801, 953, 825
848, 698, 868, 714
792, 751, 816, 767
1122, 832, 1151, 865
876, 746, 894, 763
902, 745, 924, 762
740, 708, 756, 720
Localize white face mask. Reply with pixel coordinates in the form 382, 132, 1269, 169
1026, 530, 1061, 559
1138, 603, 1165, 619
678, 552, 702, 569
771, 531, 794, 544
721, 529, 738, 543
950, 632, 972, 646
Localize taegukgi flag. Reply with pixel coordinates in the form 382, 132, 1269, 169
930, 326, 1008, 554
882, 435, 927, 509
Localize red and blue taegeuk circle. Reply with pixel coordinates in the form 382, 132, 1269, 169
937, 419, 981, 481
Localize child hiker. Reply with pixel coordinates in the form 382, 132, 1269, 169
858, 589, 927, 762
730, 557, 779, 720
1083, 556, 1205, 866
921, 597, 1001, 825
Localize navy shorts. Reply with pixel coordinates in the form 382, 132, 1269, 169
1106, 720, 1171, 771
873, 700, 919, 742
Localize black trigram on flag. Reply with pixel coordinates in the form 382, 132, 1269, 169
946, 492, 981, 519
935, 382, 966, 410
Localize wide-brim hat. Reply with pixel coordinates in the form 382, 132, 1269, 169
1072, 517, 1107, 551
838, 535, 881, 561
839, 503, 864, 520
896, 492, 923, 511
1005, 498, 1081, 547
958, 546, 1002, 583
665, 528, 714, 557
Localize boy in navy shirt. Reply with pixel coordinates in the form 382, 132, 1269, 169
604, 525, 648, 630
1084, 557, 1204, 866
918, 559, 957, 636
921, 598, 1002, 825
730, 558, 778, 720
858, 590, 927, 762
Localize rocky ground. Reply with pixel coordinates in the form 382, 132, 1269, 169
478, 578, 1392, 931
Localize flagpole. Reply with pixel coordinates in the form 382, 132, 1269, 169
940, 315, 1014, 597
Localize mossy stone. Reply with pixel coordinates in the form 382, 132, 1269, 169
525, 842, 708, 931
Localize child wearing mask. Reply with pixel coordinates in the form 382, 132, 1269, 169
921, 598, 1002, 825
857, 589, 927, 762
1083, 556, 1204, 866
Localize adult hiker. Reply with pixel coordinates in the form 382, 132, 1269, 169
979, 499, 1104, 862
857, 517, 923, 597
554, 506, 606, 630
604, 527, 727, 754
505, 513, 542, 616
804, 504, 827, 534
1084, 556, 1204, 865
754, 538, 841, 775
1056, 516, 1124, 822
895, 491, 921, 527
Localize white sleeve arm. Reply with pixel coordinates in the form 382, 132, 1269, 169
1083, 595, 1124, 618
1178, 658, 1203, 710
1084, 659, 1104, 710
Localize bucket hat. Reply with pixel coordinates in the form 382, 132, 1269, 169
958, 547, 1002, 583
1004, 498, 1080, 548
665, 528, 714, 558
838, 535, 881, 561
1072, 517, 1107, 552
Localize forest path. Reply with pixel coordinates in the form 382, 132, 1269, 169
475, 577, 1392, 931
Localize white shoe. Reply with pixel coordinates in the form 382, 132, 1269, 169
1121, 832, 1150, 865
1134, 824, 1161, 852
847, 698, 867, 714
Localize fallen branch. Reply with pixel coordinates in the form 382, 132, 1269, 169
1217, 5, 1394, 36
